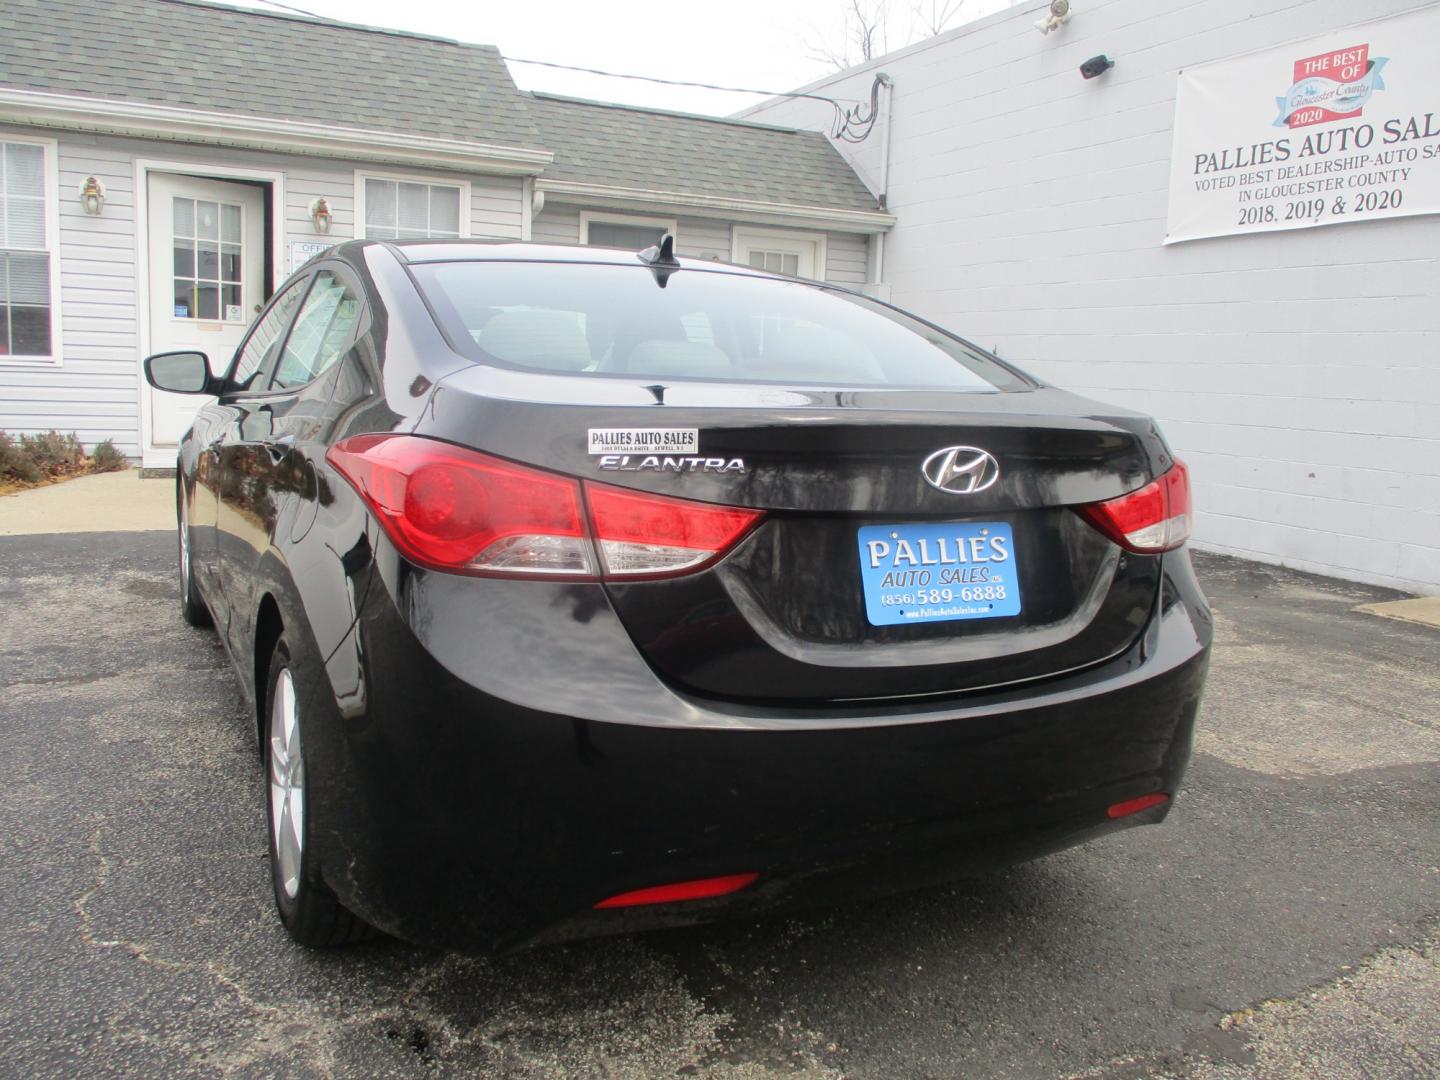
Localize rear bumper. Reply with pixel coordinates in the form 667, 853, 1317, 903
303, 543, 1210, 952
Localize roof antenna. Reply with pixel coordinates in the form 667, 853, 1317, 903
637, 233, 680, 287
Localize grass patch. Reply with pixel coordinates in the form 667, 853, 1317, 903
0, 431, 130, 495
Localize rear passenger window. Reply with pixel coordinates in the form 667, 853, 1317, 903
271, 271, 363, 390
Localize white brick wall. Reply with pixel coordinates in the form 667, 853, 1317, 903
744, 0, 1440, 595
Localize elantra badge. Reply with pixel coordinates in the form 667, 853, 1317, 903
598, 454, 746, 474
922, 446, 1000, 494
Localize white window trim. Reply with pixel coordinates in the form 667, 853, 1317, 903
730, 226, 828, 282
0, 133, 63, 367
354, 169, 471, 241
579, 210, 678, 246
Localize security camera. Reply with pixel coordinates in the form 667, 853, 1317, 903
1036, 0, 1072, 34
1080, 54, 1115, 79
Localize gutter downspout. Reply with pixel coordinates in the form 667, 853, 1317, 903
872, 73, 894, 291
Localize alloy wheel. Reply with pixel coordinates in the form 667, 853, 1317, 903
268, 669, 305, 900
178, 497, 191, 599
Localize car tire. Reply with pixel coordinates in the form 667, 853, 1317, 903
177, 486, 211, 628
263, 636, 376, 947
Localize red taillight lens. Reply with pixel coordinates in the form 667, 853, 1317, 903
586, 482, 762, 578
326, 435, 594, 576
1076, 461, 1192, 554
593, 872, 760, 909
325, 435, 763, 579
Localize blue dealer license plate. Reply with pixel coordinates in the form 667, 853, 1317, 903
857, 521, 1023, 627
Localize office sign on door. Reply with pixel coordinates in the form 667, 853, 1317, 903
1165, 6, 1440, 244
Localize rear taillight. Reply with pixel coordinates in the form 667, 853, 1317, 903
326, 435, 761, 580
586, 482, 762, 578
1076, 461, 1191, 554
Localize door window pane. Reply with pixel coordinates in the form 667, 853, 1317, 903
197, 242, 219, 280
196, 200, 219, 240
231, 277, 307, 390
0, 141, 53, 359
271, 271, 363, 389
221, 204, 241, 243
172, 196, 245, 322
748, 250, 801, 276
363, 177, 462, 240
173, 241, 194, 278
173, 198, 194, 238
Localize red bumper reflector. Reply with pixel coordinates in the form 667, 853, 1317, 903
593, 872, 760, 910
1107, 792, 1170, 819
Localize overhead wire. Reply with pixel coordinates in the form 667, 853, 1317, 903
245, 0, 325, 18
505, 57, 886, 142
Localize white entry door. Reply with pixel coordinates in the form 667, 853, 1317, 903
145, 173, 265, 461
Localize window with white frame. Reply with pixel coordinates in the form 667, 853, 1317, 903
580, 212, 676, 252
361, 176, 464, 240
0, 139, 57, 360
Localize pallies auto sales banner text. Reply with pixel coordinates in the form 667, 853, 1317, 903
1165, 5, 1440, 244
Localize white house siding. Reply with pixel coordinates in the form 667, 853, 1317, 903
0, 127, 525, 461
825, 232, 868, 286
531, 203, 870, 285
743, 0, 1440, 595
470, 174, 525, 240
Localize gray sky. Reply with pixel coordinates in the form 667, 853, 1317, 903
220, 0, 1024, 116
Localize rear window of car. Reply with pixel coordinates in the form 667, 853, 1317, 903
410, 262, 1030, 391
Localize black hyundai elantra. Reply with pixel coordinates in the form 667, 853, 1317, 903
143, 238, 1210, 951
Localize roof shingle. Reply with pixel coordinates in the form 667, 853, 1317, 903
2, 0, 543, 148
528, 93, 880, 213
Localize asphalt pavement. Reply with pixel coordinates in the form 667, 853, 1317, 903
0, 529, 1435, 1079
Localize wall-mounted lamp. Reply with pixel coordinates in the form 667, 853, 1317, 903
309, 196, 333, 234
1036, 0, 1072, 35
1080, 54, 1115, 79
78, 176, 106, 215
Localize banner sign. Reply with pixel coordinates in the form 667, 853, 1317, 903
1165, 6, 1440, 244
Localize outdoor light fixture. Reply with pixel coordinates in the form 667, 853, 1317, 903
1080, 55, 1115, 79
309, 196, 333, 234
78, 176, 106, 215
1036, 0, 1072, 34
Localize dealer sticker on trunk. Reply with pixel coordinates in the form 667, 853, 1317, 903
588, 428, 698, 455
856, 521, 1022, 627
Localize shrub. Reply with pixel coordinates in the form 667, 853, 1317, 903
0, 431, 41, 484
20, 430, 85, 479
90, 439, 128, 473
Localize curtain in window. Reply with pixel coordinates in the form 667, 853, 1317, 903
364, 178, 462, 240
0, 142, 51, 357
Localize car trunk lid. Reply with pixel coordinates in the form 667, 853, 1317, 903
421, 371, 1172, 703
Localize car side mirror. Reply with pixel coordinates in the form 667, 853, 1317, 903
144, 351, 216, 395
